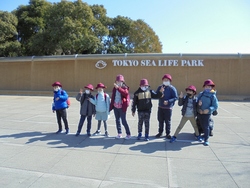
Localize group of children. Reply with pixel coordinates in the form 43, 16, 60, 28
52, 74, 218, 146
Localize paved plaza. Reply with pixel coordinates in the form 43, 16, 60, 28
0, 95, 249, 188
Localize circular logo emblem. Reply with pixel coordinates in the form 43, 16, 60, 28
95, 60, 107, 69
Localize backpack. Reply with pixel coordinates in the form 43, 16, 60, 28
61, 90, 70, 108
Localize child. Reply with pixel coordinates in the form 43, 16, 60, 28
52, 81, 70, 134
170, 85, 201, 143
110, 74, 131, 139
75, 84, 96, 136
197, 79, 218, 146
132, 79, 164, 141
155, 74, 178, 139
89, 83, 110, 137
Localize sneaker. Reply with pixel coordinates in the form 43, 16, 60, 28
105, 131, 109, 137
75, 132, 80, 136
209, 130, 214, 136
137, 133, 142, 140
65, 129, 69, 134
170, 136, 176, 143
155, 133, 162, 138
56, 130, 63, 134
87, 132, 91, 136
195, 135, 203, 142
93, 130, 101, 136
125, 135, 131, 140
144, 137, 149, 141
115, 134, 122, 139
166, 134, 172, 139
204, 141, 209, 146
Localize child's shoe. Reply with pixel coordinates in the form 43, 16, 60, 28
170, 136, 177, 143
204, 141, 209, 146
105, 131, 109, 137
115, 134, 122, 139
75, 132, 80, 136
125, 135, 131, 140
144, 134, 149, 141
93, 130, 101, 136
87, 132, 91, 136
65, 129, 69, 134
137, 133, 142, 140
195, 135, 203, 142
56, 130, 63, 134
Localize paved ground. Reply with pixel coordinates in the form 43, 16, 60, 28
0, 95, 249, 188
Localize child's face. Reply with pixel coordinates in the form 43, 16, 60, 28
116, 81, 123, 86
97, 88, 104, 92
186, 89, 194, 96
204, 85, 212, 90
53, 86, 60, 91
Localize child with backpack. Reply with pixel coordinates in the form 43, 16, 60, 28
110, 74, 131, 139
132, 79, 164, 141
52, 81, 70, 134
170, 85, 201, 143
75, 84, 96, 136
89, 83, 110, 137
197, 79, 218, 146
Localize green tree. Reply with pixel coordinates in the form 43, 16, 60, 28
128, 19, 162, 53
104, 16, 162, 53
0, 11, 21, 57
14, 0, 52, 55
32, 0, 108, 55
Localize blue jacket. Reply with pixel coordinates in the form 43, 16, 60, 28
156, 84, 178, 109
52, 89, 68, 110
197, 90, 218, 114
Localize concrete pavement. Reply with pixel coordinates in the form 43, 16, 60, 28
0, 95, 249, 188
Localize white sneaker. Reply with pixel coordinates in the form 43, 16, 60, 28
125, 135, 131, 140
115, 134, 122, 139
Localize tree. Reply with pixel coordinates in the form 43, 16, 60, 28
104, 16, 162, 53
128, 19, 162, 53
14, 0, 52, 55
105, 16, 134, 53
0, 11, 21, 57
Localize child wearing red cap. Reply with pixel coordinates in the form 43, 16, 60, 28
75, 84, 96, 136
197, 79, 218, 146
51, 81, 70, 134
110, 74, 131, 139
155, 74, 178, 139
170, 85, 201, 143
89, 83, 110, 137
132, 79, 164, 141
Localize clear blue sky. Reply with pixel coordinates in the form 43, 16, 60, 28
1, 0, 250, 54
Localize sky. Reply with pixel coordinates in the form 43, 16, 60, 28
1, 0, 250, 54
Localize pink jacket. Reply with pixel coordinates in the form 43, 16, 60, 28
110, 85, 130, 112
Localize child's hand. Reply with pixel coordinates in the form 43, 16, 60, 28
114, 83, 119, 89
198, 100, 202, 106
79, 88, 83, 94
160, 86, 164, 93
52, 110, 55, 113
179, 91, 183, 98
55, 97, 60, 101
164, 100, 168, 105
203, 109, 209, 114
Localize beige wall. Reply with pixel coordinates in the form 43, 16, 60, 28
0, 54, 250, 99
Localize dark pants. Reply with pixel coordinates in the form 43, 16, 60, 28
56, 108, 69, 131
138, 111, 151, 135
77, 115, 92, 134
157, 107, 172, 135
114, 107, 131, 135
197, 114, 211, 142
